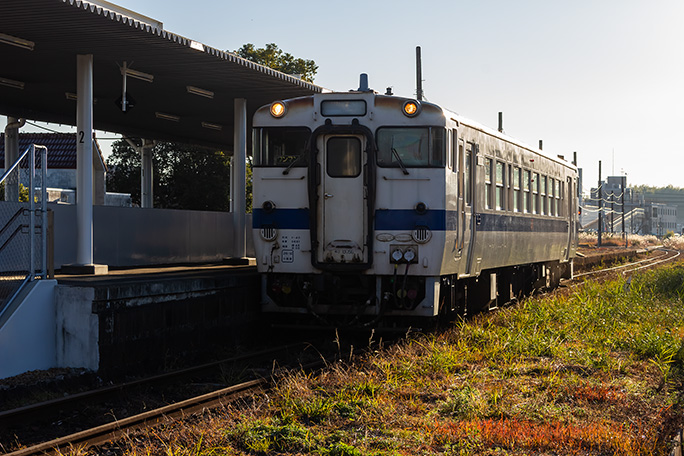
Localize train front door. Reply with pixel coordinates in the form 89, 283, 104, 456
316, 134, 368, 264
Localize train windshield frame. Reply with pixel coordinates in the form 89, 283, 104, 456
253, 127, 311, 167
376, 127, 445, 168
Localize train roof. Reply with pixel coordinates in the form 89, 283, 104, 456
261, 91, 577, 172
437, 104, 577, 171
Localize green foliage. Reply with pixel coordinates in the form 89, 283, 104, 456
229, 419, 313, 454
106, 139, 232, 211
279, 394, 335, 424
235, 43, 318, 83
0, 181, 30, 202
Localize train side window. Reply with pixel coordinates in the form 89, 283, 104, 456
496, 161, 505, 210
532, 173, 540, 214
555, 179, 561, 217
559, 181, 565, 217
465, 144, 473, 205
549, 178, 556, 216
523, 169, 531, 213
451, 130, 459, 173
484, 158, 493, 209
540, 175, 547, 215
513, 167, 521, 212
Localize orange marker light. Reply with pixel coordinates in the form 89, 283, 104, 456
403, 101, 420, 117
270, 101, 286, 118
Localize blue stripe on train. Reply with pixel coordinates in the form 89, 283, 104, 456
253, 208, 569, 233
253, 208, 309, 229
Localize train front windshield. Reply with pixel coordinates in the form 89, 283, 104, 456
254, 127, 310, 167
376, 127, 445, 168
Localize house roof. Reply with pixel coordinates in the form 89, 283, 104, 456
0, 0, 322, 151
0, 132, 106, 170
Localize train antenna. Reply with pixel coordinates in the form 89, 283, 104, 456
416, 46, 423, 101
498, 112, 504, 133
358, 73, 371, 92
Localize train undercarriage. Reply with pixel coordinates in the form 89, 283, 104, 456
262, 260, 572, 329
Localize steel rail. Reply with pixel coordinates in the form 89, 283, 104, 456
569, 248, 680, 285
621, 249, 681, 275
0, 343, 306, 427
6, 357, 330, 456
5, 378, 268, 456
573, 249, 671, 278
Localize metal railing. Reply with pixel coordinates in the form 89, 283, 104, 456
0, 144, 48, 315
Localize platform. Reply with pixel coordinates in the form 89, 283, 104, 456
0, 262, 260, 379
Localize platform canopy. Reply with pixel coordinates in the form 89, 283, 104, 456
0, 0, 322, 151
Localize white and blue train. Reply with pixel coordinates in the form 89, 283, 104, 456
252, 77, 579, 326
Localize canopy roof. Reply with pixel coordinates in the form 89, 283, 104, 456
0, 0, 322, 151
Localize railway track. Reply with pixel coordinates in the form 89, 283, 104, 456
571, 248, 681, 284
0, 343, 325, 456
5, 378, 268, 456
4, 248, 680, 456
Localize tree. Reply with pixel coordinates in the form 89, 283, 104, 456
235, 43, 318, 83
106, 140, 231, 211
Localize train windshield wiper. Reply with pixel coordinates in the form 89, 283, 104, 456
282, 154, 305, 175
391, 147, 410, 175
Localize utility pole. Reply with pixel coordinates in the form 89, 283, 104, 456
415, 46, 423, 101
610, 190, 615, 234
621, 176, 626, 247
598, 161, 602, 247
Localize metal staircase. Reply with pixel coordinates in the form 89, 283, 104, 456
0, 144, 48, 319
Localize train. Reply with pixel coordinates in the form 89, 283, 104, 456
251, 75, 579, 327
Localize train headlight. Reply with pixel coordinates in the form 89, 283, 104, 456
262, 200, 276, 213
270, 101, 287, 118
260, 225, 278, 241
402, 100, 421, 117
412, 226, 432, 243
414, 202, 428, 215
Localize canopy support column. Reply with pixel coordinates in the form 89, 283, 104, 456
141, 139, 154, 208
226, 97, 249, 264
63, 54, 107, 275
3, 116, 24, 202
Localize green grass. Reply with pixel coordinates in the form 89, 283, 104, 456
70, 264, 684, 455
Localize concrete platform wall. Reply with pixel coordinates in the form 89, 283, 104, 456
0, 280, 57, 379
56, 268, 260, 374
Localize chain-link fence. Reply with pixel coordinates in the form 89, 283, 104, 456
0, 145, 47, 315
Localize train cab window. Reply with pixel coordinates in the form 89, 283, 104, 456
513, 167, 521, 212
465, 144, 473, 205
447, 130, 453, 170
484, 158, 493, 209
253, 127, 310, 167
496, 161, 505, 210
451, 130, 459, 173
376, 127, 445, 168
523, 170, 531, 213
540, 175, 547, 215
326, 137, 361, 177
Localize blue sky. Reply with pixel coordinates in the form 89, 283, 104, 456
8, 0, 684, 191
